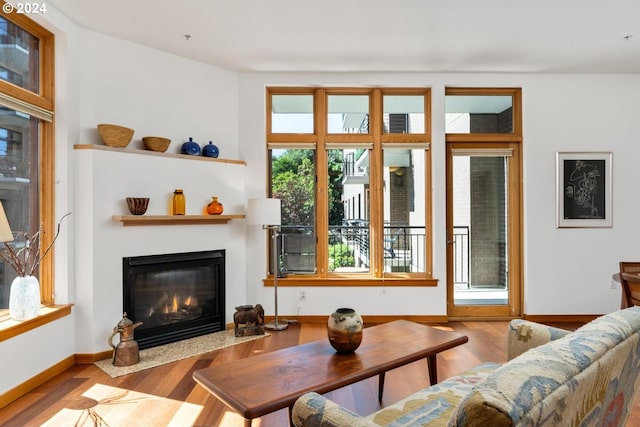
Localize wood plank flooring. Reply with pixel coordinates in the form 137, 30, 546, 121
1, 320, 639, 426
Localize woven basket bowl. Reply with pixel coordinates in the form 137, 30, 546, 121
142, 136, 171, 153
126, 197, 149, 215
97, 124, 134, 148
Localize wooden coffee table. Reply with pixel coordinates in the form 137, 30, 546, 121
193, 320, 468, 427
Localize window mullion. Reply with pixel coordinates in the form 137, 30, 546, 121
369, 89, 384, 277
315, 89, 329, 276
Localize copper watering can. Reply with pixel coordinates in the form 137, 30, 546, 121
109, 312, 143, 367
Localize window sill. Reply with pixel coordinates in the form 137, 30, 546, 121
0, 304, 73, 343
262, 276, 438, 287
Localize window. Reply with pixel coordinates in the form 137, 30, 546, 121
0, 11, 55, 310
444, 87, 523, 318
267, 88, 433, 286
445, 88, 518, 137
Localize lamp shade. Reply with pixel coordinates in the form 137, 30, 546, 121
246, 198, 281, 226
0, 202, 13, 243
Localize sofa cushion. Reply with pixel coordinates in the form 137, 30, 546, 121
451, 307, 640, 427
366, 362, 501, 427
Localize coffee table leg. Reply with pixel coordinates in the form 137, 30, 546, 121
378, 372, 385, 402
427, 355, 437, 385
289, 404, 295, 427
243, 419, 252, 427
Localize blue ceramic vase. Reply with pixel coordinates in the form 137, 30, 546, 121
202, 141, 219, 158
181, 137, 201, 156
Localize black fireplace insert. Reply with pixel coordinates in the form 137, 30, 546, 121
123, 250, 225, 349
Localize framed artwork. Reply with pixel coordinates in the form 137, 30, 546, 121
556, 152, 612, 228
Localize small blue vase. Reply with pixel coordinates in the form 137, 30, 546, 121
181, 137, 201, 155
202, 141, 219, 158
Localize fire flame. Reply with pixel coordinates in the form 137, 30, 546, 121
155, 292, 198, 315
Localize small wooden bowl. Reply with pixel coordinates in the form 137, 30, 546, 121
142, 137, 171, 153
126, 197, 149, 215
97, 124, 134, 148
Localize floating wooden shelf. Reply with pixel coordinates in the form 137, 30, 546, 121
74, 144, 246, 165
112, 214, 245, 226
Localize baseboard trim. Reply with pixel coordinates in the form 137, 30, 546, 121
75, 350, 112, 365
0, 354, 75, 410
275, 314, 602, 324
269, 314, 450, 324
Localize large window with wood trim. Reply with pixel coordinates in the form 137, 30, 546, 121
0, 10, 55, 311
267, 88, 433, 286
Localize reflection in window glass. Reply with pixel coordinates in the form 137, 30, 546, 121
331, 148, 369, 273
383, 148, 426, 273
0, 107, 39, 308
271, 95, 314, 133
271, 148, 316, 274
383, 95, 425, 134
445, 95, 513, 134
0, 17, 39, 93
327, 95, 369, 134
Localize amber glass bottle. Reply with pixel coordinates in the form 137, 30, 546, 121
173, 189, 185, 215
206, 196, 224, 215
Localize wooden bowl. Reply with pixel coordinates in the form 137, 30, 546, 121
126, 197, 149, 215
97, 124, 134, 148
142, 137, 171, 153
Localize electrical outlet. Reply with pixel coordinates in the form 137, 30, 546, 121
299, 291, 307, 302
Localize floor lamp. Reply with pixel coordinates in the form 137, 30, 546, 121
246, 198, 288, 331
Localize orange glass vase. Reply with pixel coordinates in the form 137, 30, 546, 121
206, 196, 224, 215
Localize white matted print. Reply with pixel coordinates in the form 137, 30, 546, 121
556, 152, 612, 228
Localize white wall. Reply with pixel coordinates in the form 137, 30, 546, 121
74, 149, 245, 353
72, 30, 242, 354
239, 73, 640, 318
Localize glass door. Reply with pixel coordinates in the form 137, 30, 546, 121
446, 143, 521, 318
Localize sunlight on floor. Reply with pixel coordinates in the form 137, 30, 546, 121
222, 410, 252, 426
41, 384, 203, 426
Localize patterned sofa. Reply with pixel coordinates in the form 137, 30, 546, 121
292, 307, 640, 427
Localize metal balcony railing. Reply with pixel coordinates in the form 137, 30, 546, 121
279, 222, 427, 274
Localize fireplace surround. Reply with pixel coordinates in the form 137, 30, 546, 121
123, 250, 225, 350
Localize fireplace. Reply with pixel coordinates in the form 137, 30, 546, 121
123, 250, 225, 350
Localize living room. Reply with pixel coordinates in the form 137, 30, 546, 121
1, 0, 640, 421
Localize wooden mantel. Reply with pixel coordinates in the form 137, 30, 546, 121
112, 214, 245, 226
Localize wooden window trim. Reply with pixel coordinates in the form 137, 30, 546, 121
444, 87, 524, 317
0, 7, 57, 309
267, 87, 432, 284
0, 305, 72, 342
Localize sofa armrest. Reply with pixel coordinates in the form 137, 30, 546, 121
507, 319, 571, 360
292, 392, 378, 427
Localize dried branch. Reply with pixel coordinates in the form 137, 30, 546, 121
26, 212, 71, 276
0, 212, 71, 278
0, 243, 24, 276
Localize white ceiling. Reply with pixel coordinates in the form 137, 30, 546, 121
47, 0, 640, 74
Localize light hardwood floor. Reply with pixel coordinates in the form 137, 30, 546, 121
1, 320, 639, 426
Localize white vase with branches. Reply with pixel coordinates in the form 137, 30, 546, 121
1, 213, 70, 321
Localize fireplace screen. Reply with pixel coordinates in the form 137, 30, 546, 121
123, 250, 225, 349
